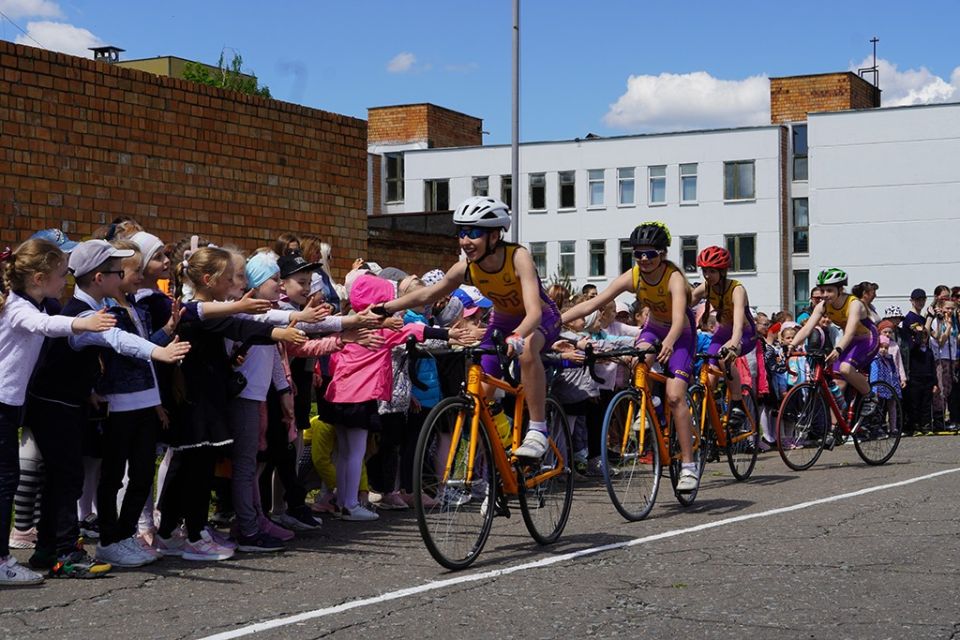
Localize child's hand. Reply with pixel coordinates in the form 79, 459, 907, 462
73, 308, 117, 333
383, 316, 403, 332
657, 338, 675, 366
155, 405, 170, 430
576, 337, 592, 351
294, 298, 331, 325
553, 340, 574, 353
352, 258, 366, 270
354, 308, 385, 328
448, 326, 476, 346
342, 328, 384, 350
272, 326, 307, 345
933, 385, 940, 395
824, 348, 839, 365
163, 299, 183, 336
237, 289, 273, 315
153, 336, 191, 364
565, 351, 586, 365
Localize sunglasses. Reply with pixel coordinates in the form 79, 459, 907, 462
101, 270, 125, 279
633, 249, 661, 261
457, 227, 487, 240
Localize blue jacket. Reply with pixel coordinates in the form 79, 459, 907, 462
403, 310, 441, 408
97, 296, 171, 396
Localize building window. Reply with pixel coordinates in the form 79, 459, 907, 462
648, 165, 666, 204
793, 198, 809, 254
617, 168, 635, 205
472, 176, 489, 197
424, 179, 449, 211
559, 241, 576, 277
724, 160, 755, 201
794, 269, 810, 317
620, 240, 633, 273
529, 173, 546, 210
793, 125, 808, 181
385, 153, 404, 202
530, 242, 547, 278
589, 240, 606, 277
588, 169, 604, 206
680, 236, 698, 274
558, 171, 576, 209
725, 234, 756, 272
680, 163, 698, 203
501, 175, 512, 206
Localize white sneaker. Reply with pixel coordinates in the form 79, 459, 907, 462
340, 505, 379, 522
439, 487, 471, 508
155, 532, 186, 558
270, 512, 313, 532
676, 468, 700, 493
96, 537, 155, 568
0, 555, 44, 586
181, 530, 235, 561
514, 430, 549, 459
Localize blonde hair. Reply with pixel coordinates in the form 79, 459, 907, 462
184, 247, 232, 294
0, 239, 65, 314
111, 239, 142, 269
170, 235, 213, 298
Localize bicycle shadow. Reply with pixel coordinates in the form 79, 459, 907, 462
658, 497, 755, 517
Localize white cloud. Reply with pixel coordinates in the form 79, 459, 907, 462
0, 0, 62, 19
387, 52, 416, 74
604, 71, 770, 133
852, 57, 959, 106
15, 20, 103, 57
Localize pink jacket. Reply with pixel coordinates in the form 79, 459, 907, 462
325, 274, 427, 404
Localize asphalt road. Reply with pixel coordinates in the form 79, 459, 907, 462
3, 436, 959, 640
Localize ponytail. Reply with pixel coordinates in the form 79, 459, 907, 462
0, 240, 65, 315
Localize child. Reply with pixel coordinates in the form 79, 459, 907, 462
782, 322, 810, 387
0, 239, 115, 586
870, 335, 901, 429
904, 329, 938, 435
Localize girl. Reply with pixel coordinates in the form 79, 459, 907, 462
870, 336, 901, 428
561, 222, 700, 493
791, 268, 880, 419
0, 240, 116, 585
691, 246, 757, 430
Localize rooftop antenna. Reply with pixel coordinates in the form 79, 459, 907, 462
858, 36, 879, 89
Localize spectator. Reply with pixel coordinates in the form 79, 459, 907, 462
852, 281, 880, 323
929, 297, 958, 428
797, 287, 822, 324
581, 284, 598, 299
904, 327, 938, 435
900, 289, 927, 349
273, 233, 300, 258
546, 283, 572, 310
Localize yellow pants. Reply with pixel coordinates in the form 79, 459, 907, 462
307, 416, 368, 492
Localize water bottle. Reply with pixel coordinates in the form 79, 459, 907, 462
828, 381, 847, 412
489, 402, 513, 449
652, 395, 665, 426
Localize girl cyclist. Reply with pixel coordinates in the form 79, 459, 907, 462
561, 222, 700, 493
690, 246, 756, 429
790, 268, 880, 417
371, 196, 562, 460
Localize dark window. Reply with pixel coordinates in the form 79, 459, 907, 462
559, 171, 576, 209
620, 240, 633, 273
385, 153, 404, 202
472, 176, 489, 197
681, 236, 698, 273
793, 198, 809, 253
793, 125, 808, 181
725, 234, 756, 272
424, 179, 449, 211
501, 175, 512, 206
589, 240, 605, 277
529, 173, 546, 210
724, 160, 755, 200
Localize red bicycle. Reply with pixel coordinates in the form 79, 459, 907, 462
776, 350, 902, 470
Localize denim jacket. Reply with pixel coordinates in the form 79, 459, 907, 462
97, 297, 170, 396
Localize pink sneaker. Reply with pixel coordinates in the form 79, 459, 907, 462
311, 492, 337, 514
204, 526, 238, 551
182, 530, 234, 561
155, 531, 187, 558
135, 534, 160, 561
399, 491, 438, 509
258, 515, 294, 542
377, 491, 410, 510
8, 526, 37, 550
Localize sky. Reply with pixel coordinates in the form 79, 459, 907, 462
1, 0, 959, 144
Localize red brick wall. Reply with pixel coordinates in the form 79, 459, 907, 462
368, 153, 382, 215
0, 40, 367, 279
368, 228, 459, 276
770, 72, 881, 123
368, 104, 481, 148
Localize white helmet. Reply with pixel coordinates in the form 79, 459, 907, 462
452, 196, 512, 231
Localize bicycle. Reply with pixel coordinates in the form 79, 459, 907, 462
584, 343, 705, 522
410, 333, 574, 570
775, 349, 902, 470
690, 350, 761, 481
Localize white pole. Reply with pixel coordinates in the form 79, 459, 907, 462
511, 0, 520, 244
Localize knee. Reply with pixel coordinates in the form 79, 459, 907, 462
838, 362, 855, 376
665, 390, 686, 408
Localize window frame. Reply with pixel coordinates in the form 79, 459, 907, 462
792, 125, 808, 182
529, 172, 546, 212
794, 269, 810, 317
723, 160, 756, 202
558, 170, 576, 210
792, 197, 809, 255
385, 153, 404, 203
530, 241, 547, 279
472, 176, 489, 197
617, 167, 636, 206
423, 179, 450, 212
619, 240, 633, 274
500, 174, 512, 207
587, 169, 605, 208
680, 236, 698, 274
588, 240, 606, 278
724, 233, 757, 273
679, 162, 698, 205
648, 165, 667, 206
559, 240, 576, 278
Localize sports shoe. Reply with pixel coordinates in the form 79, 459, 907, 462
96, 537, 156, 568
204, 526, 237, 551
209, 511, 235, 528
181, 530, 235, 561
727, 406, 746, 431
340, 504, 379, 522
155, 530, 187, 558
585, 457, 606, 478
0, 554, 44, 586
79, 514, 100, 540
28, 547, 58, 571
676, 468, 700, 493
311, 492, 338, 514
258, 515, 295, 542
859, 392, 880, 418
273, 505, 322, 531
439, 487, 471, 508
9, 526, 37, 550
399, 491, 438, 509
135, 535, 160, 561
49, 545, 111, 579
375, 491, 409, 511
236, 531, 285, 553
514, 430, 548, 459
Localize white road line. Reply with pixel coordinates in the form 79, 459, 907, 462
199, 466, 960, 640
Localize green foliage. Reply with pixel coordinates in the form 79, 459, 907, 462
182, 51, 271, 98
548, 268, 573, 298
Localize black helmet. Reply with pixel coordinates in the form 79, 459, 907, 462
629, 221, 671, 249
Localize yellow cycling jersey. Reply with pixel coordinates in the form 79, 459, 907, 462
708, 279, 750, 326
823, 294, 871, 336
633, 262, 688, 324
467, 243, 543, 316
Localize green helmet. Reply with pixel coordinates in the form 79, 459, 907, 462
816, 268, 848, 286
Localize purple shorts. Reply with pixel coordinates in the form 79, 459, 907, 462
479, 302, 562, 377
707, 318, 757, 358
638, 310, 696, 383
834, 327, 879, 373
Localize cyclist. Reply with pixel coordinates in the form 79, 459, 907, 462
371, 196, 562, 459
561, 222, 700, 492
790, 268, 880, 417
691, 246, 756, 429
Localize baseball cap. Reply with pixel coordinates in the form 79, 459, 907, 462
458, 285, 493, 309
278, 253, 321, 279
422, 269, 445, 287
31, 228, 78, 253
378, 267, 409, 282
359, 261, 382, 275
68, 240, 134, 278
615, 300, 630, 315
911, 288, 927, 300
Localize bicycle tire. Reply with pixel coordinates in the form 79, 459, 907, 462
517, 396, 574, 544
776, 382, 829, 471
414, 396, 496, 570
600, 388, 661, 522
853, 381, 903, 465
726, 385, 761, 480
668, 391, 705, 506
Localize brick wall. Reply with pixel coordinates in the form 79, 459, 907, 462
368, 153, 382, 215
368, 228, 459, 276
0, 40, 368, 279
770, 72, 881, 123
368, 103, 481, 148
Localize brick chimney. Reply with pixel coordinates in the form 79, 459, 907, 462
770, 72, 881, 123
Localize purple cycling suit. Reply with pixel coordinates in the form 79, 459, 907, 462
638, 308, 697, 383
479, 301, 562, 378
707, 314, 757, 358
834, 319, 879, 373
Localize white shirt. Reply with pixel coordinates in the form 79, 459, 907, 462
0, 292, 75, 406
101, 300, 162, 413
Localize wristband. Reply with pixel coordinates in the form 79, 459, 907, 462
370, 304, 390, 317
834, 346, 843, 355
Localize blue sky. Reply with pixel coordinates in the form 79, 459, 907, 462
2, 0, 959, 143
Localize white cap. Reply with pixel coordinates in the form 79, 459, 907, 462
68, 240, 134, 278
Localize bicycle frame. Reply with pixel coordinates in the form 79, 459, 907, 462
807, 356, 860, 435
696, 359, 758, 449
616, 361, 683, 464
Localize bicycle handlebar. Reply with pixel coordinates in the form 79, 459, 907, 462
583, 342, 661, 384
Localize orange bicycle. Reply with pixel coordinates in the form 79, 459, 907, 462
411, 336, 574, 570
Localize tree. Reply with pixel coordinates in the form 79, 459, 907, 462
182, 51, 271, 98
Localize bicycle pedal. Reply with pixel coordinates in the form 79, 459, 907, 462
495, 496, 511, 518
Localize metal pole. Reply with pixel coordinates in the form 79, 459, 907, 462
510, 0, 520, 244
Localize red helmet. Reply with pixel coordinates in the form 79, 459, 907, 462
697, 246, 731, 270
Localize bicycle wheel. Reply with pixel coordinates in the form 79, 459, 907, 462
414, 396, 496, 570
668, 391, 705, 506
726, 385, 761, 480
853, 381, 903, 465
776, 382, 829, 471
518, 396, 574, 545
600, 389, 661, 522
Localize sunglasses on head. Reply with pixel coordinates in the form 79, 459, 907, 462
633, 249, 661, 261
457, 227, 487, 240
